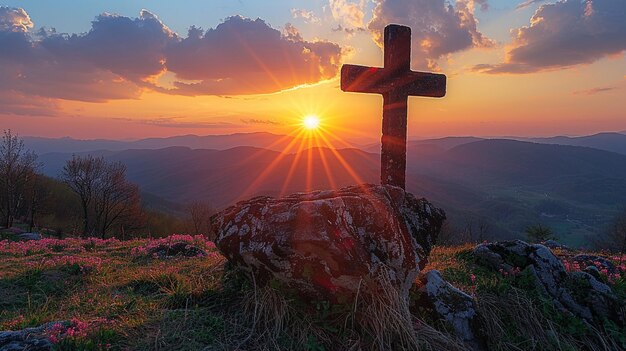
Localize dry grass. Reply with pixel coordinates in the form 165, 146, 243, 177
476, 288, 626, 351
2, 238, 624, 350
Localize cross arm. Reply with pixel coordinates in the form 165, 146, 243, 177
341, 64, 446, 98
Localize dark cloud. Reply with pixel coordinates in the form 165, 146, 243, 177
368, 0, 494, 70
0, 8, 163, 103
41, 10, 177, 80
0, 8, 347, 106
332, 24, 366, 35
475, 0, 626, 74
164, 16, 346, 95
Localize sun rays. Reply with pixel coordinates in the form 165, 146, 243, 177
235, 110, 380, 202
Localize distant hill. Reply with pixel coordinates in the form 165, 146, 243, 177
524, 132, 626, 155
38, 139, 626, 246
23, 132, 299, 154
363, 136, 484, 154
39, 146, 380, 209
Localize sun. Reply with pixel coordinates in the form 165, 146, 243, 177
303, 115, 320, 130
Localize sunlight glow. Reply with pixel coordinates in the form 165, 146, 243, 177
303, 115, 320, 130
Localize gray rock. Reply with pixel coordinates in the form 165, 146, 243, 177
0, 322, 66, 351
473, 240, 623, 325
583, 265, 601, 279
474, 240, 567, 297
417, 270, 478, 342
568, 271, 619, 322
17, 233, 41, 241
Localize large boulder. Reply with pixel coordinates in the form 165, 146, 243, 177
212, 184, 445, 302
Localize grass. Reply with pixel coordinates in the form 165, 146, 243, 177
1, 236, 625, 350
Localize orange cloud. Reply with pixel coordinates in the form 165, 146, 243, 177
0, 6, 32, 32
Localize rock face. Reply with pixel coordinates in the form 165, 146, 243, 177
213, 184, 445, 302
474, 240, 623, 325
416, 270, 478, 342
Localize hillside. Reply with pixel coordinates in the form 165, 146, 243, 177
1, 235, 624, 350
38, 140, 626, 246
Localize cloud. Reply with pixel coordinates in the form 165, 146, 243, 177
516, 0, 548, 10
0, 8, 169, 103
474, 0, 490, 11
329, 0, 366, 28
0, 91, 59, 116
164, 16, 346, 95
241, 118, 282, 125
0, 6, 33, 32
368, 0, 494, 70
475, 0, 626, 74
0, 8, 347, 106
572, 86, 619, 95
291, 9, 321, 24
42, 10, 177, 81
114, 117, 241, 129
332, 24, 367, 36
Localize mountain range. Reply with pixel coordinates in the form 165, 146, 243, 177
26, 132, 626, 156
23, 132, 299, 154
34, 131, 626, 247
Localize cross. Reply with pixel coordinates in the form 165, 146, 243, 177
341, 24, 446, 189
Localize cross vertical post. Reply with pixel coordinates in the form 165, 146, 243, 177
340, 24, 447, 189
382, 25, 411, 188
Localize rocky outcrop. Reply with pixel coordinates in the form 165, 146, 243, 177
212, 184, 445, 302
473, 240, 623, 325
0, 322, 63, 351
416, 270, 479, 343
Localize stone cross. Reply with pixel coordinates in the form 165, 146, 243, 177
341, 24, 447, 189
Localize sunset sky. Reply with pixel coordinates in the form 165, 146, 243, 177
0, 0, 624, 142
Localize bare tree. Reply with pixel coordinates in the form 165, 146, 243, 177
187, 200, 215, 238
0, 130, 38, 228
62, 155, 106, 236
92, 162, 143, 238
62, 155, 143, 238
